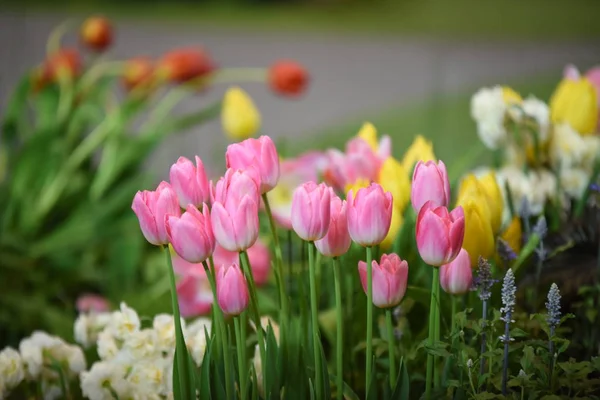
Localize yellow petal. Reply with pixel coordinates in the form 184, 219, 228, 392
502, 86, 522, 105
221, 86, 261, 141
550, 78, 598, 135
377, 156, 411, 213
401, 135, 436, 173
345, 178, 370, 197
460, 197, 496, 267
477, 172, 504, 234
381, 207, 404, 250
357, 122, 379, 153
501, 216, 522, 255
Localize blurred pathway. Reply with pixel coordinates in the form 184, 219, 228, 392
1, 11, 599, 176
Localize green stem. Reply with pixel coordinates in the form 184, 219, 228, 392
203, 259, 233, 400
386, 309, 397, 389
308, 241, 323, 398
240, 251, 267, 390
434, 279, 441, 389
333, 257, 344, 400
164, 246, 192, 399
366, 245, 374, 393
235, 316, 247, 399
425, 268, 440, 399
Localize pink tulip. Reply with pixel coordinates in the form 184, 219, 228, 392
563, 64, 581, 80
416, 201, 465, 266
177, 272, 213, 318
358, 253, 408, 308
217, 263, 249, 316
211, 169, 261, 252
347, 183, 393, 247
440, 248, 473, 295
226, 135, 280, 194
169, 156, 211, 208
166, 204, 215, 263
171, 251, 205, 277
291, 181, 331, 241
132, 181, 181, 246
213, 240, 272, 286
315, 190, 351, 257
76, 294, 109, 313
411, 160, 451, 212
345, 137, 382, 180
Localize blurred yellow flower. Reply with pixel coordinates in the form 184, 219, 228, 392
501, 216, 522, 255
550, 77, 598, 135
345, 178, 370, 197
221, 86, 261, 141
381, 206, 404, 250
377, 156, 411, 212
502, 86, 523, 105
401, 135, 436, 173
458, 197, 496, 267
457, 173, 503, 234
357, 122, 379, 153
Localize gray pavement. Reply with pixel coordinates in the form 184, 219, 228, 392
1, 11, 599, 178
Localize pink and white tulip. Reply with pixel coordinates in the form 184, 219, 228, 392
166, 204, 215, 264
440, 248, 473, 295
315, 190, 351, 257
411, 160, 451, 212
416, 201, 465, 266
211, 169, 261, 252
217, 263, 249, 316
76, 294, 109, 313
347, 183, 393, 247
358, 253, 409, 308
213, 240, 272, 286
132, 181, 181, 246
177, 272, 214, 318
226, 135, 280, 193
169, 156, 211, 208
291, 181, 331, 241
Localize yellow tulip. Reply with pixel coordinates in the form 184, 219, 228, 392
500, 216, 522, 255
459, 197, 496, 267
502, 86, 523, 105
381, 206, 404, 250
457, 173, 504, 234
377, 156, 411, 212
457, 175, 491, 222
221, 86, 261, 141
550, 77, 598, 135
357, 122, 379, 153
344, 178, 370, 197
401, 135, 436, 173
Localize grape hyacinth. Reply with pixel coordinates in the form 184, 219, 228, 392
546, 283, 561, 366
471, 257, 498, 375
497, 238, 517, 269
500, 269, 516, 395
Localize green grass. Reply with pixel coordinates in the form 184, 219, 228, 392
298, 75, 560, 176
7, 0, 600, 40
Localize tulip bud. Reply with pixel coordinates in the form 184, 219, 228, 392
459, 197, 496, 267
211, 169, 261, 252
347, 183, 393, 247
550, 75, 598, 135
132, 181, 181, 246
411, 160, 451, 212
158, 47, 215, 84
76, 294, 109, 313
80, 16, 113, 52
315, 191, 351, 257
221, 86, 261, 141
122, 57, 154, 92
41, 48, 82, 84
440, 248, 473, 295
166, 204, 215, 264
415, 201, 465, 266
226, 135, 280, 193
169, 156, 211, 208
358, 254, 409, 308
217, 263, 249, 316
291, 182, 331, 241
268, 60, 309, 97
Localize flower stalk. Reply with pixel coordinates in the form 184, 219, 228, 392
385, 308, 397, 389
365, 245, 374, 393
333, 256, 344, 400
500, 269, 516, 396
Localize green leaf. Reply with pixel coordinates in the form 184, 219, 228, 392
390, 357, 410, 400
366, 355, 378, 400
1, 75, 31, 146
317, 335, 331, 400
328, 373, 360, 400
265, 324, 281, 399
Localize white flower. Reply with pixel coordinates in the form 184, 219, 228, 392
471, 86, 507, 150
496, 166, 530, 221
153, 314, 184, 354
185, 318, 212, 339
521, 96, 550, 143
107, 303, 140, 340
527, 169, 557, 214
0, 347, 24, 388
550, 123, 586, 169
19, 337, 44, 378
122, 329, 159, 360
80, 361, 128, 400
74, 312, 112, 348
560, 168, 590, 199
187, 330, 208, 367
126, 358, 168, 395
581, 135, 600, 172
65, 345, 86, 375
97, 331, 119, 361
41, 382, 62, 400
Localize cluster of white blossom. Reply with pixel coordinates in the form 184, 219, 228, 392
77, 302, 211, 400
0, 331, 86, 399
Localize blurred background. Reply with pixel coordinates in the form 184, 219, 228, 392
2, 0, 599, 176
1, 0, 600, 346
